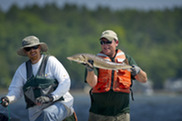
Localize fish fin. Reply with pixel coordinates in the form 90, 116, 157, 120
124, 58, 129, 65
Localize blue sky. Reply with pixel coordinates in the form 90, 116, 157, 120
0, 0, 182, 12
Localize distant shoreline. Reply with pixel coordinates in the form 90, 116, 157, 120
0, 0, 182, 12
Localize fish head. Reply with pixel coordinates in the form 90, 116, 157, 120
67, 54, 87, 64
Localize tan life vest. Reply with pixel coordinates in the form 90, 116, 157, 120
92, 49, 131, 93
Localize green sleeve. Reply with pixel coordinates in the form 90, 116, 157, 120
125, 54, 137, 66
125, 54, 137, 80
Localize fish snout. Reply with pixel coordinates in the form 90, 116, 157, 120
67, 56, 72, 60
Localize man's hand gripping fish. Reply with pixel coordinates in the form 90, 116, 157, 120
67, 53, 132, 70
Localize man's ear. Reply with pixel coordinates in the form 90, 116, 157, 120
115, 40, 119, 46
23, 49, 27, 55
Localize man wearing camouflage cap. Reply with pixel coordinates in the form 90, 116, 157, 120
85, 30, 148, 121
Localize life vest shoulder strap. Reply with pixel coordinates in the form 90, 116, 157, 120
37, 55, 49, 77
26, 55, 49, 80
26, 60, 32, 80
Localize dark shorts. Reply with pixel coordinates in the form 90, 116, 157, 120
88, 112, 130, 121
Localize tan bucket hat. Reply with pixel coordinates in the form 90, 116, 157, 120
100, 30, 118, 41
17, 36, 48, 56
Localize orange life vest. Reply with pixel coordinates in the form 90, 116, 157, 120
92, 49, 131, 93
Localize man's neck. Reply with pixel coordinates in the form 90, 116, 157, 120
31, 55, 41, 64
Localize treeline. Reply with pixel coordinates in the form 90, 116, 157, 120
0, 3, 181, 89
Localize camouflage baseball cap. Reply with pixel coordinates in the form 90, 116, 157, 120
100, 30, 118, 41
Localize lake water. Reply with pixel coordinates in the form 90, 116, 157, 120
0, 91, 182, 121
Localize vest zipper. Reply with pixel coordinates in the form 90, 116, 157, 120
110, 58, 115, 90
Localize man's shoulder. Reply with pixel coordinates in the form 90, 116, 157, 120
124, 53, 137, 65
45, 55, 56, 62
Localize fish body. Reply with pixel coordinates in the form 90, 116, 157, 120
67, 53, 132, 70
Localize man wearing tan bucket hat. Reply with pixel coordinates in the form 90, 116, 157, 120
84, 30, 148, 121
0, 36, 77, 121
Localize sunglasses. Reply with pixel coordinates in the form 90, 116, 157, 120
24, 45, 39, 52
100, 40, 112, 45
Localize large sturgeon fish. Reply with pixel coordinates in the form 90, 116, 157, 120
67, 53, 132, 70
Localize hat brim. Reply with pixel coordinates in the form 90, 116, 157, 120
17, 42, 48, 56
100, 36, 114, 41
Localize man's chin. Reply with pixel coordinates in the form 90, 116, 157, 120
103, 50, 110, 53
